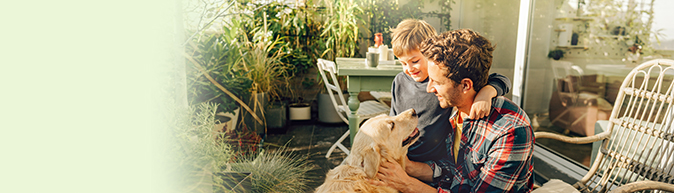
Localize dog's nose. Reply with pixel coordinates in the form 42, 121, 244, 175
411, 109, 416, 116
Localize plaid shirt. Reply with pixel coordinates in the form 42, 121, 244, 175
427, 97, 535, 193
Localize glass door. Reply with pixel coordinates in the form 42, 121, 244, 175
522, 0, 674, 166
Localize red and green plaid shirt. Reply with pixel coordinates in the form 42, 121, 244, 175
427, 96, 535, 193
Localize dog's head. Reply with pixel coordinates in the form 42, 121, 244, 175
345, 108, 420, 178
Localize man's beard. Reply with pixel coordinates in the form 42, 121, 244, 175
439, 86, 461, 109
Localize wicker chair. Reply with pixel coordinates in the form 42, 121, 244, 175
316, 59, 390, 158
534, 59, 674, 193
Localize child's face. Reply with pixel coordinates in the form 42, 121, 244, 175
398, 49, 429, 82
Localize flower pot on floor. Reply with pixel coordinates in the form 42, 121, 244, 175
318, 93, 348, 123
216, 108, 239, 133
265, 101, 287, 133
242, 92, 267, 134
288, 103, 311, 121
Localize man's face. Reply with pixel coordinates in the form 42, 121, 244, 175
426, 60, 461, 109
397, 49, 429, 82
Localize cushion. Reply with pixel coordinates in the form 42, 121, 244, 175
531, 179, 579, 193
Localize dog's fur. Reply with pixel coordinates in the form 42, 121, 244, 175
315, 109, 420, 193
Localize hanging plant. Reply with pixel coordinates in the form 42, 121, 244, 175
548, 49, 565, 60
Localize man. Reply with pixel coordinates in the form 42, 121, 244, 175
372, 29, 535, 193
388, 19, 511, 163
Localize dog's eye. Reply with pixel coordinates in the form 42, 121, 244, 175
389, 122, 395, 130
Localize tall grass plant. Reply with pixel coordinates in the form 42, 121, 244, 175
229, 147, 314, 193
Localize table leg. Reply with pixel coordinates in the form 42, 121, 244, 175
347, 91, 360, 145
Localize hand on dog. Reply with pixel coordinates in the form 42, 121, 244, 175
370, 159, 411, 191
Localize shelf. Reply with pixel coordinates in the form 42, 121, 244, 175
555, 17, 594, 21
596, 35, 630, 39
557, 45, 589, 50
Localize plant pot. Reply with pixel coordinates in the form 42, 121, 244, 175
288, 103, 311, 121
216, 108, 239, 133
571, 32, 579, 46
242, 92, 268, 134
318, 93, 348, 123
265, 101, 287, 131
213, 171, 252, 193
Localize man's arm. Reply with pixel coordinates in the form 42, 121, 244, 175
404, 156, 434, 182
472, 126, 535, 192
371, 159, 437, 193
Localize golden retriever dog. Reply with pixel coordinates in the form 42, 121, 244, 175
315, 109, 420, 193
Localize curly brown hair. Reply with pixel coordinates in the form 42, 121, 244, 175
419, 29, 494, 92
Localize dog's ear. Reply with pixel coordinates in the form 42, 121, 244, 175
362, 144, 381, 178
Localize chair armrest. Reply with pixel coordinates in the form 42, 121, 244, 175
534, 131, 609, 144
608, 181, 674, 193
590, 120, 609, 166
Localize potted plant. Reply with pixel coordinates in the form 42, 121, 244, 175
275, 1, 325, 122
237, 39, 289, 134
168, 102, 244, 193
289, 100, 311, 121
317, 89, 349, 124
178, 1, 311, 191
240, 0, 325, 127
236, 7, 294, 135
168, 101, 313, 193
184, 13, 263, 135
309, 0, 364, 123
227, 147, 313, 193
288, 77, 315, 121
548, 49, 565, 60
265, 100, 288, 132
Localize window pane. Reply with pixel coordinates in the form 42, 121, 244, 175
454, 0, 520, 100
524, 0, 673, 167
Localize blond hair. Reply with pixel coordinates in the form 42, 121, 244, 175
390, 19, 437, 57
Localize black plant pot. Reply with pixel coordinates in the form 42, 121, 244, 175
266, 101, 288, 134
242, 93, 268, 134
571, 32, 579, 46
